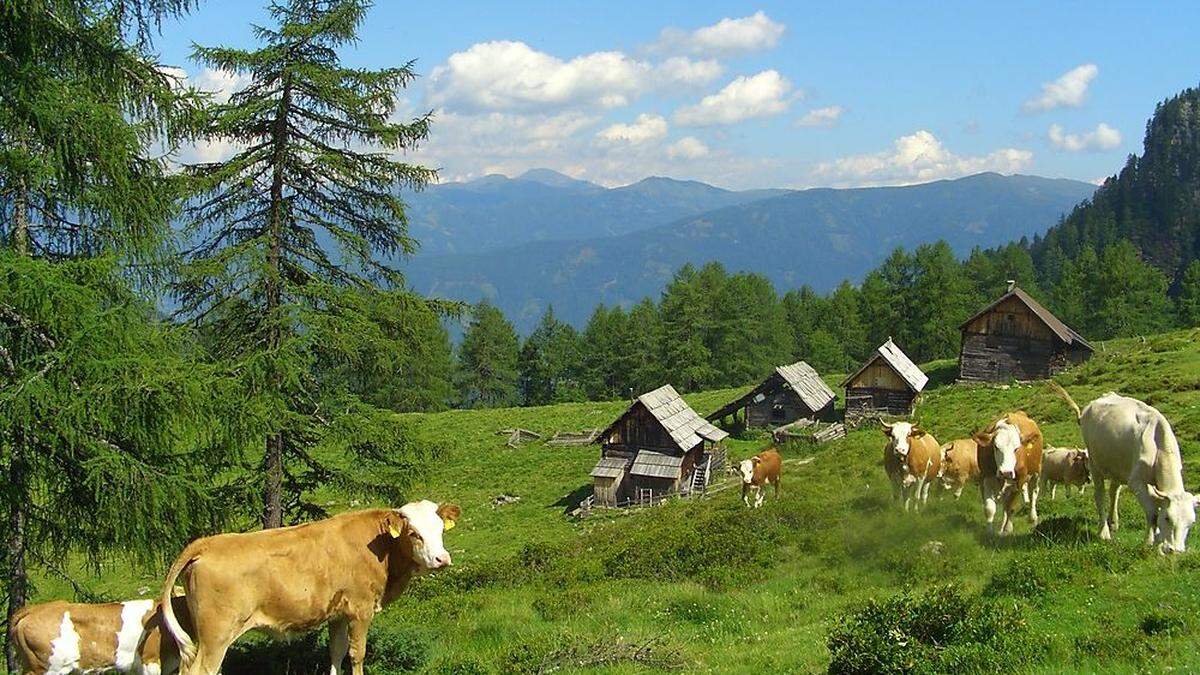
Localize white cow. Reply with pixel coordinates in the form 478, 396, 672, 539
1052, 384, 1199, 554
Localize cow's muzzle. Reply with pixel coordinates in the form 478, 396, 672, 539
998, 470, 1016, 481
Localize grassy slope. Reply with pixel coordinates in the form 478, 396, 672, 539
15, 329, 1200, 673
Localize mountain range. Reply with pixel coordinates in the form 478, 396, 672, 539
399, 171, 1096, 332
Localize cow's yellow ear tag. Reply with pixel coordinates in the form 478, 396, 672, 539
388, 524, 401, 538
444, 519, 456, 532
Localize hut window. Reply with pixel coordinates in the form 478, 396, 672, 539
771, 403, 786, 421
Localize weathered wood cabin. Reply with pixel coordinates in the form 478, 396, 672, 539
959, 284, 1093, 382
707, 361, 836, 429
589, 385, 728, 507
842, 339, 928, 416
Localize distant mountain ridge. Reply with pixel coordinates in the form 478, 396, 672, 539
403, 169, 789, 256
401, 172, 1097, 332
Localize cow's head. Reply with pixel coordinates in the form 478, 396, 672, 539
882, 421, 923, 459
738, 457, 760, 484
976, 418, 1022, 481
1147, 485, 1199, 555
386, 500, 461, 570
1069, 449, 1091, 484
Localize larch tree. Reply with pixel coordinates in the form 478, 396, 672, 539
0, 2, 216, 669
175, 0, 436, 528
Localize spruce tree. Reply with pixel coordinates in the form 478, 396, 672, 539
1177, 260, 1200, 327
456, 300, 521, 408
518, 307, 584, 405
175, 0, 435, 528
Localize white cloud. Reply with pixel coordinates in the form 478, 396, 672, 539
654, 11, 785, 55
796, 105, 845, 128
1048, 122, 1121, 152
429, 41, 650, 112
813, 130, 1033, 187
666, 137, 710, 160
1023, 63, 1098, 112
674, 70, 795, 126
190, 67, 253, 104
596, 114, 669, 145
655, 56, 723, 86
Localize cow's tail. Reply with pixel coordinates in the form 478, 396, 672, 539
160, 544, 201, 665
1047, 381, 1082, 422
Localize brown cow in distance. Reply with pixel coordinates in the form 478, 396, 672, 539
975, 411, 1043, 535
160, 501, 460, 675
739, 449, 782, 508
882, 421, 940, 511
9, 596, 190, 674
938, 438, 981, 498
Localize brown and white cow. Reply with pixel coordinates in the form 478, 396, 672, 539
160, 501, 460, 675
739, 449, 782, 508
974, 411, 1043, 536
882, 422, 940, 511
1051, 384, 1199, 554
938, 438, 980, 499
9, 596, 189, 675
1040, 447, 1090, 499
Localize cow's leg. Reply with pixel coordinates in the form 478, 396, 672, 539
1127, 478, 1159, 547
742, 484, 750, 508
1027, 475, 1040, 526
1094, 475, 1111, 540
347, 618, 371, 675
754, 486, 765, 508
773, 476, 781, 499
954, 484, 963, 500
983, 481, 998, 536
329, 618, 350, 675
999, 483, 1017, 535
1051, 482, 1058, 500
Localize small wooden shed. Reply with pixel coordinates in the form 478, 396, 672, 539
707, 361, 836, 429
959, 284, 1093, 382
843, 339, 928, 416
589, 384, 728, 507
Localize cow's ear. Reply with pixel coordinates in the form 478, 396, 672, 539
973, 431, 993, 447
381, 511, 406, 539
438, 503, 461, 531
911, 427, 926, 437
751, 456, 762, 465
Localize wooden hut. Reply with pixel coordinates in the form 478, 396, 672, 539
707, 361, 836, 429
842, 339, 928, 416
959, 283, 1092, 382
589, 384, 728, 507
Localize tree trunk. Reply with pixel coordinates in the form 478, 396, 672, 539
5, 431, 29, 673
261, 75, 292, 530
11, 176, 29, 256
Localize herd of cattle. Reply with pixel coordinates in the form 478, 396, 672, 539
9, 384, 1199, 674
875, 384, 1198, 554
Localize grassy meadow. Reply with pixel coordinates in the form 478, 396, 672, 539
18, 328, 1200, 673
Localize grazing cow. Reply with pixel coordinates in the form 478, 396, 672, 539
1051, 384, 1199, 554
882, 422, 940, 511
160, 501, 461, 675
938, 438, 980, 498
1040, 447, 1090, 499
974, 411, 1043, 536
9, 597, 189, 675
739, 449, 782, 508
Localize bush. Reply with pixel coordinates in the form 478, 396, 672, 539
827, 586, 1043, 674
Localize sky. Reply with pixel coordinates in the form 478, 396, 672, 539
155, 1, 1200, 190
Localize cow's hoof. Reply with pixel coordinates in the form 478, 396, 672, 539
1099, 528, 1112, 541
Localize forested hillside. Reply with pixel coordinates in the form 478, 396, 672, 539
1032, 86, 1200, 289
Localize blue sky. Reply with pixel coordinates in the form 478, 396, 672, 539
157, 1, 1200, 190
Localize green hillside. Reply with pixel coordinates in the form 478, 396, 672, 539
22, 328, 1200, 673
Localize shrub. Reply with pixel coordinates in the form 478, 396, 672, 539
827, 586, 1042, 674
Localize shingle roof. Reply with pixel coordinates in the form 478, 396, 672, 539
706, 361, 835, 421
629, 450, 684, 479
590, 456, 631, 479
960, 285, 1093, 350
775, 361, 837, 411
842, 339, 928, 393
599, 384, 728, 452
